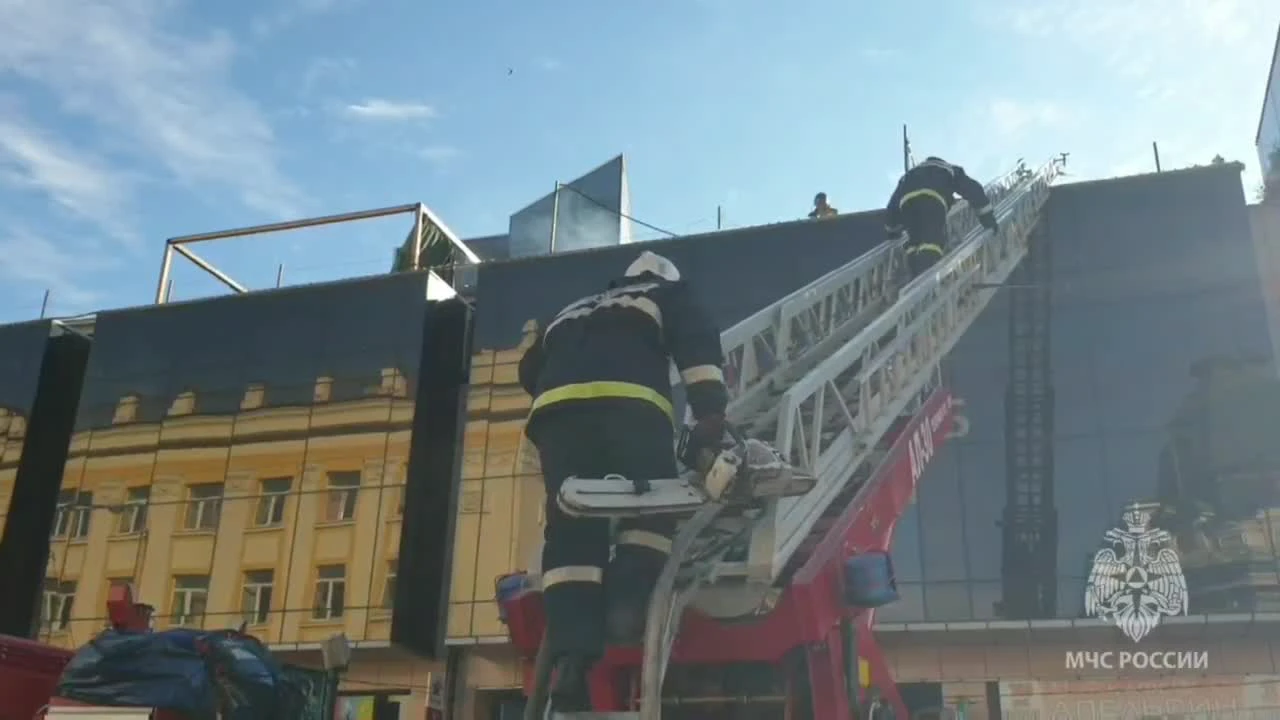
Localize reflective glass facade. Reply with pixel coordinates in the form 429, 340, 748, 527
1259, 29, 1280, 180
507, 155, 627, 258
3, 274, 467, 656
880, 165, 1273, 623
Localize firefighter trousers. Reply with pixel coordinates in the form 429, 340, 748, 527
901, 194, 949, 278
530, 402, 679, 662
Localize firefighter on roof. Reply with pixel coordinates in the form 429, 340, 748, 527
885, 156, 999, 278
518, 250, 730, 713
809, 191, 838, 219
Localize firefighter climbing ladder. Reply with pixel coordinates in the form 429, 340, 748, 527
535, 157, 1066, 719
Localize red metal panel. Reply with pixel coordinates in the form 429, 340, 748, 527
0, 634, 72, 720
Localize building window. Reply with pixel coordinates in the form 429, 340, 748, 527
184, 484, 223, 531
171, 575, 209, 626
312, 565, 346, 620
41, 579, 76, 630
325, 471, 360, 522
241, 570, 274, 626
383, 560, 398, 609
52, 490, 92, 540
115, 487, 149, 535
254, 478, 292, 527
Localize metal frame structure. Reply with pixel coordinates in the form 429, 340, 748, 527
152, 202, 481, 304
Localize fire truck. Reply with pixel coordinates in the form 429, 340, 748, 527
497, 157, 1068, 719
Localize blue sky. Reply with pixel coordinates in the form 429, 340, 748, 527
0, 0, 1276, 322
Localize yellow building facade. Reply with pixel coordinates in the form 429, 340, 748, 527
445, 323, 554, 713
0, 370, 441, 708
448, 322, 545, 645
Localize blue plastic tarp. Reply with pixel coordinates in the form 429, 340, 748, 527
54, 628, 319, 719
202, 631, 310, 720
54, 629, 219, 718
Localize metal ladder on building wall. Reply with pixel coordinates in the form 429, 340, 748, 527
534, 157, 1066, 720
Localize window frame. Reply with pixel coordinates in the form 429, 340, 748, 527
41, 579, 77, 631
253, 477, 292, 528
241, 570, 275, 626
184, 483, 224, 532
324, 471, 361, 523
115, 486, 150, 535
171, 575, 210, 626
52, 490, 92, 540
312, 564, 347, 621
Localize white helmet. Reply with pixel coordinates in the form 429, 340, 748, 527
624, 250, 681, 282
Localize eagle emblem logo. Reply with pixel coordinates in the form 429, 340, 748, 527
1084, 502, 1188, 643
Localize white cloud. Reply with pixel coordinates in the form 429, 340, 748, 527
344, 99, 438, 122
986, 0, 1278, 185
0, 228, 115, 311
251, 0, 352, 38
537, 57, 564, 72
0, 0, 305, 219
0, 114, 135, 245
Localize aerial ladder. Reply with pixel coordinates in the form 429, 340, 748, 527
501, 157, 1067, 719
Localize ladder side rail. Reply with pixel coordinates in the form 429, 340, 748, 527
637, 502, 724, 720
717, 165, 1028, 423
760, 159, 1064, 579
774, 159, 1057, 463
720, 243, 897, 423
770, 270, 979, 572
695, 159, 1057, 583
772, 163, 1045, 450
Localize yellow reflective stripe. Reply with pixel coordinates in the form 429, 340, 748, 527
531, 381, 674, 420
617, 529, 672, 555
899, 188, 947, 208
542, 566, 604, 588
915, 243, 943, 256
679, 364, 723, 386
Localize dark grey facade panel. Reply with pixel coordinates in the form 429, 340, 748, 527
473, 209, 888, 348
890, 164, 1277, 622
0, 320, 89, 636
